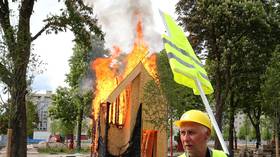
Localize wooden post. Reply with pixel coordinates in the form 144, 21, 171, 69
6, 129, 12, 157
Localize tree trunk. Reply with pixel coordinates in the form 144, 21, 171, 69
10, 74, 28, 157
210, 30, 225, 150
214, 49, 232, 150
255, 123, 261, 149
234, 130, 237, 150
228, 106, 235, 156
214, 61, 223, 149
228, 91, 235, 156
248, 110, 261, 149
76, 106, 84, 151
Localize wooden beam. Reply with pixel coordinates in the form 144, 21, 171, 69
106, 63, 144, 103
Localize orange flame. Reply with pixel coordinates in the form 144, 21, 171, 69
91, 16, 158, 125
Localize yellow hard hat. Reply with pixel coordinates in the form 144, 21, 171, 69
174, 110, 212, 131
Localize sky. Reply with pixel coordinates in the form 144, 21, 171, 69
30, 0, 178, 93
31, 1, 74, 92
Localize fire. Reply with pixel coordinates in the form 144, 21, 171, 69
143, 53, 158, 81
91, 51, 118, 119
109, 85, 131, 126
91, 16, 158, 126
123, 18, 148, 78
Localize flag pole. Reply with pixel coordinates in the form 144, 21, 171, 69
195, 78, 229, 154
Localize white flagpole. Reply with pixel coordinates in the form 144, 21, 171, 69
195, 78, 229, 154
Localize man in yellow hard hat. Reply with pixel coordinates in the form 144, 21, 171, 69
174, 110, 228, 157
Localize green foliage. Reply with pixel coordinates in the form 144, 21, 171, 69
238, 117, 250, 140
26, 101, 39, 138
261, 117, 272, 141
262, 45, 280, 117
261, 45, 280, 141
49, 87, 78, 134
142, 80, 168, 130
44, 0, 104, 47
157, 51, 202, 120
66, 44, 88, 88
37, 146, 72, 154
0, 0, 103, 155
248, 128, 256, 141
237, 125, 247, 140
50, 120, 69, 136
177, 0, 280, 148
222, 124, 229, 140
261, 127, 271, 141
37, 146, 90, 154
50, 120, 62, 134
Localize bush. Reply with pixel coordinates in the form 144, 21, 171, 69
37, 143, 91, 154
38, 146, 73, 154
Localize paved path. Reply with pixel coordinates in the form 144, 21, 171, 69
0, 152, 90, 157
0, 148, 90, 157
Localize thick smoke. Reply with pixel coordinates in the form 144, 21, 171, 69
83, 0, 163, 53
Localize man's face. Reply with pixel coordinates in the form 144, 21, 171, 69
180, 122, 210, 156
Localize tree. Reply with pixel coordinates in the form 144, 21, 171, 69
231, 1, 280, 149
262, 45, 280, 121
51, 35, 107, 150
262, 45, 280, 145
49, 87, 78, 137
64, 35, 106, 150
0, 0, 36, 155
176, 0, 280, 150
65, 44, 91, 151
0, 1, 102, 156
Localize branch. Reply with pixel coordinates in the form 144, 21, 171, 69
31, 23, 51, 42
0, 0, 16, 54
0, 62, 11, 87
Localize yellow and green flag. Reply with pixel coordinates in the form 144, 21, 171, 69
160, 11, 213, 95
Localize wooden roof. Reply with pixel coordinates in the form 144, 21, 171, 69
106, 62, 148, 103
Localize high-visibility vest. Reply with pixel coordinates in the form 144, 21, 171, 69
178, 149, 228, 157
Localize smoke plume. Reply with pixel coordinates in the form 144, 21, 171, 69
83, 0, 163, 53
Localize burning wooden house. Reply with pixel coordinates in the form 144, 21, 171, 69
91, 62, 168, 157
90, 18, 168, 157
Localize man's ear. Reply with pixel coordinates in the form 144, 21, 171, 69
205, 129, 211, 140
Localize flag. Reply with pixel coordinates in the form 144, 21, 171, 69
160, 11, 213, 95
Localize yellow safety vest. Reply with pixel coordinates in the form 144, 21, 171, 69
178, 149, 228, 157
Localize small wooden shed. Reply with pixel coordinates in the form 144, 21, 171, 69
93, 62, 168, 157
